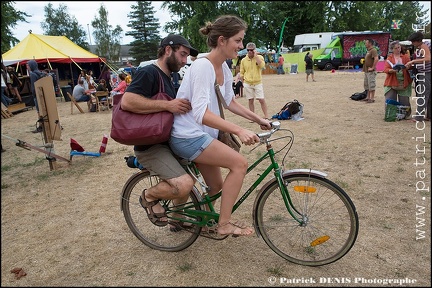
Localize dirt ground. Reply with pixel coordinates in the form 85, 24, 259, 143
1, 70, 430, 287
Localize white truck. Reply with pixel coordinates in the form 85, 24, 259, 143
293, 32, 336, 53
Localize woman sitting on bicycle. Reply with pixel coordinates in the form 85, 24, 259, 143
169, 15, 271, 237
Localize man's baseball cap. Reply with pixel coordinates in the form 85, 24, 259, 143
160, 34, 198, 57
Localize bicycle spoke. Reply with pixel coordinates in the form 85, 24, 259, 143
255, 174, 359, 266
121, 171, 201, 252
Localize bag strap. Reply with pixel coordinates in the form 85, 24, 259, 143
154, 68, 165, 93
215, 84, 225, 119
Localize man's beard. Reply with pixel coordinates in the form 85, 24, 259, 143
166, 53, 182, 73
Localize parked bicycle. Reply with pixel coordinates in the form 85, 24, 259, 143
120, 121, 359, 266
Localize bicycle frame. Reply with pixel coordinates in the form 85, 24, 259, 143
167, 124, 321, 228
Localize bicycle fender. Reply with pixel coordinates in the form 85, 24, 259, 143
282, 168, 327, 178
256, 168, 327, 200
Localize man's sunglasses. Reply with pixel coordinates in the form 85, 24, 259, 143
247, 49, 254, 52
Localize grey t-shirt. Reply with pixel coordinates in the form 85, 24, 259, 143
72, 85, 86, 100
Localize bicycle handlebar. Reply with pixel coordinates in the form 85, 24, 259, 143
257, 121, 281, 143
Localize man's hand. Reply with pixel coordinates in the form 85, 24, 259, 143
167, 98, 192, 114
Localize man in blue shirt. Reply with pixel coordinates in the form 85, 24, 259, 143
72, 79, 91, 102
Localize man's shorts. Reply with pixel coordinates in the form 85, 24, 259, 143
306, 69, 314, 75
243, 83, 265, 100
134, 144, 188, 180
364, 71, 377, 91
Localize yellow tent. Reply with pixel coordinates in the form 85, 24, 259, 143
2, 32, 103, 66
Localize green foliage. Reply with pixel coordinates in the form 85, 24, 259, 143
2, 1, 430, 61
162, 1, 429, 52
1, 1, 29, 53
126, 1, 161, 62
91, 4, 123, 62
41, 3, 89, 50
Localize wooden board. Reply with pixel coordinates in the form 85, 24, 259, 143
35, 76, 62, 141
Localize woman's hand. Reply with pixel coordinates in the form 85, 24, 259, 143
258, 118, 272, 130
238, 129, 259, 145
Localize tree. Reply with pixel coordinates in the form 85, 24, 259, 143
126, 1, 161, 64
325, 1, 426, 40
41, 3, 89, 50
161, 1, 429, 54
91, 4, 123, 63
1, 1, 29, 53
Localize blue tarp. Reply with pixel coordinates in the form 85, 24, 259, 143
237, 48, 269, 57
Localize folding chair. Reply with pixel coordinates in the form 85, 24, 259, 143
94, 91, 110, 111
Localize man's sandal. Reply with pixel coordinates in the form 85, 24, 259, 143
139, 192, 168, 227
217, 221, 254, 237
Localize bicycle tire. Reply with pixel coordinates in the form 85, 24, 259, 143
121, 170, 202, 252
254, 174, 359, 266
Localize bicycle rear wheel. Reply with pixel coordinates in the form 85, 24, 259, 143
121, 170, 202, 252
254, 174, 359, 266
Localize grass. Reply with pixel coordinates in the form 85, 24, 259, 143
266, 266, 283, 277
177, 262, 194, 272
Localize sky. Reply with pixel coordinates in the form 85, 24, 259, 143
11, 1, 432, 46
12, 1, 173, 45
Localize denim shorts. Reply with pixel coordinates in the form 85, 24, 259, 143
169, 134, 214, 161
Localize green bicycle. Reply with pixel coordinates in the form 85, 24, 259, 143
120, 121, 359, 266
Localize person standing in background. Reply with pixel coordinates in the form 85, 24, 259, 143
305, 53, 316, 82
126, 61, 137, 78
7, 66, 23, 102
363, 39, 379, 103
1, 66, 13, 107
304, 51, 310, 70
225, 58, 234, 76
86, 70, 96, 90
277, 54, 285, 75
240, 42, 269, 119
99, 67, 112, 92
28, 60, 45, 133
79, 69, 89, 90
383, 40, 413, 118
233, 72, 243, 98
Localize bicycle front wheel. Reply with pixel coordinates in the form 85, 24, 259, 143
255, 174, 359, 266
121, 170, 202, 252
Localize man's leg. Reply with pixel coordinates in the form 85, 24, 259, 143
248, 99, 255, 113
259, 99, 268, 119
363, 73, 370, 101
243, 83, 255, 113
135, 145, 195, 225
368, 72, 377, 101
255, 83, 268, 118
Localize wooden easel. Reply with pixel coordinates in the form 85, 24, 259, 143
35, 76, 66, 170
